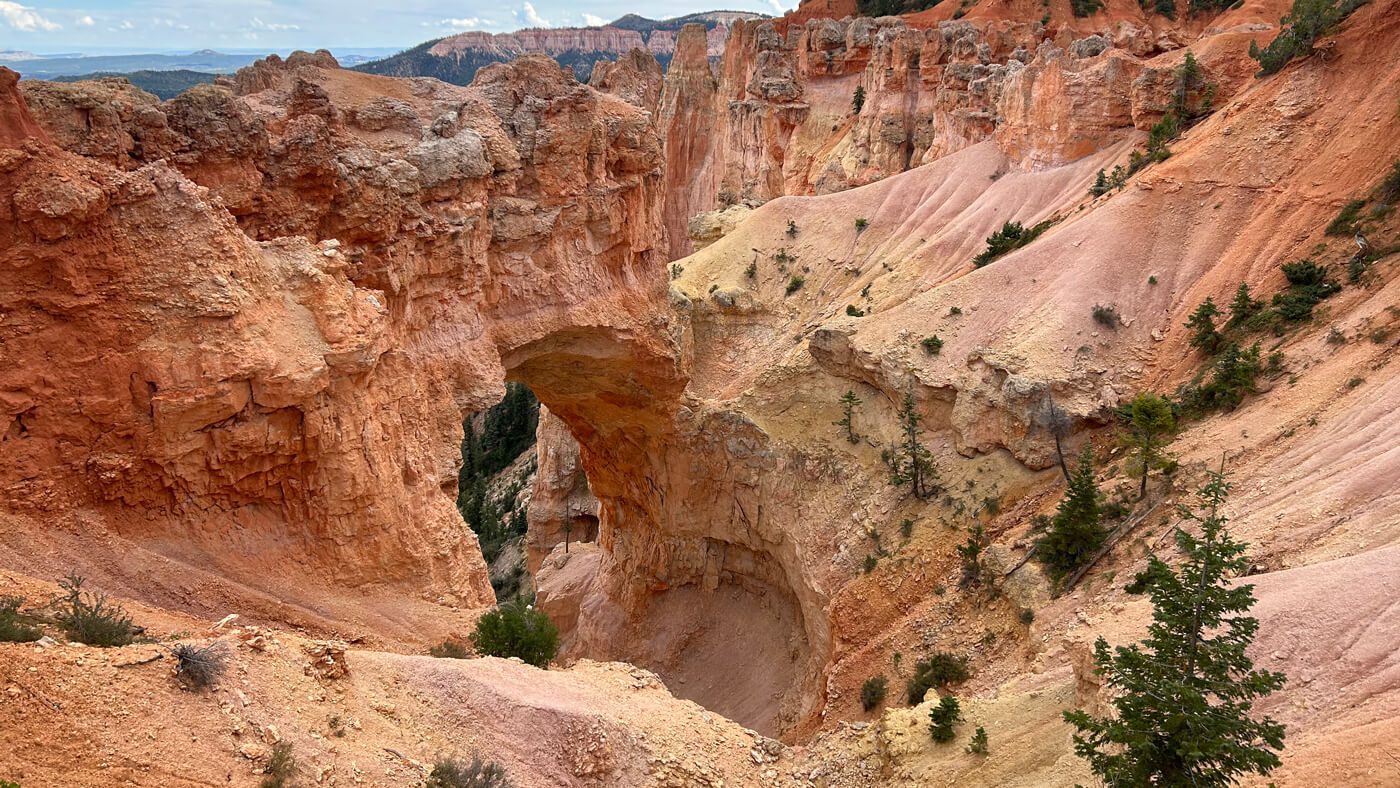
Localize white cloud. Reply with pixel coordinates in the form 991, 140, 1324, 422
0, 1, 61, 32
426, 17, 490, 29
77, 14, 94, 27
582, 13, 605, 27
118, 19, 134, 29
767, 0, 789, 13
250, 16, 300, 32
521, 2, 549, 27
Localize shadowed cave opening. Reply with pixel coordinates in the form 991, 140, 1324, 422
448, 331, 814, 737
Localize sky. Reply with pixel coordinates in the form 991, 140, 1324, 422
0, 0, 799, 53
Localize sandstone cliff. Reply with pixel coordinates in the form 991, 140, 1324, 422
656, 0, 1291, 258
1, 54, 674, 637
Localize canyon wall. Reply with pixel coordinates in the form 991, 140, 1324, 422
1, 54, 678, 625
656, 0, 1284, 258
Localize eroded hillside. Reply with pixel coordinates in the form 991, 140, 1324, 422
3, 0, 1400, 784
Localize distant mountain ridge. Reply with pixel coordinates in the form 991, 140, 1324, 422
354, 10, 767, 86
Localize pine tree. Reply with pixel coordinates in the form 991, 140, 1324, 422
966, 726, 989, 755
1226, 282, 1264, 329
886, 390, 938, 499
1035, 447, 1105, 583
1064, 469, 1286, 786
957, 524, 987, 589
1090, 169, 1110, 197
1119, 392, 1176, 500
1186, 297, 1224, 354
928, 695, 963, 743
852, 84, 866, 114
835, 390, 862, 444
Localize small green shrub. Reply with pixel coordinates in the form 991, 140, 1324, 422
863, 554, 878, 574
471, 602, 559, 668
854, 218, 869, 232
261, 742, 296, 788
900, 518, 914, 540
928, 695, 963, 743
669, 263, 683, 280
1377, 159, 1400, 203
1178, 342, 1263, 414
907, 653, 970, 705
745, 261, 757, 279
973, 219, 1054, 267
785, 275, 805, 295
852, 85, 866, 114
0, 596, 41, 643
861, 676, 889, 711
1273, 259, 1340, 322
921, 335, 944, 355
846, 304, 865, 317
1019, 608, 1036, 625
1092, 304, 1120, 328
425, 756, 513, 788
1326, 199, 1367, 236
430, 640, 470, 659
56, 573, 138, 647
786, 219, 798, 238
966, 725, 989, 754
1071, 0, 1104, 14
948, 306, 962, 315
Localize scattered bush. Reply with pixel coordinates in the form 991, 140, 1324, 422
425, 756, 513, 788
1326, 199, 1367, 236
745, 261, 757, 279
900, 518, 914, 539
921, 335, 944, 355
786, 219, 798, 238
846, 304, 865, 317
907, 653, 970, 705
973, 219, 1054, 267
1250, 0, 1369, 76
1273, 259, 1340, 321
863, 554, 879, 574
1148, 275, 1158, 285
261, 742, 296, 788
1141, 0, 1177, 18
1019, 608, 1036, 625
1378, 159, 1400, 204
785, 274, 805, 295
966, 725, 990, 754
1325, 326, 1347, 345
0, 596, 41, 643
1347, 376, 1365, 389
928, 695, 963, 743
669, 263, 683, 280
1178, 342, 1263, 414
55, 573, 138, 647
172, 641, 229, 689
852, 85, 866, 114
948, 306, 962, 315
430, 640, 470, 659
854, 218, 869, 232
471, 602, 559, 668
1071, 0, 1103, 14
861, 676, 889, 711
1092, 304, 1120, 328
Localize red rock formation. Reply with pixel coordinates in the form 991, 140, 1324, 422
657, 8, 1276, 258
0, 67, 48, 146
3, 55, 674, 622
